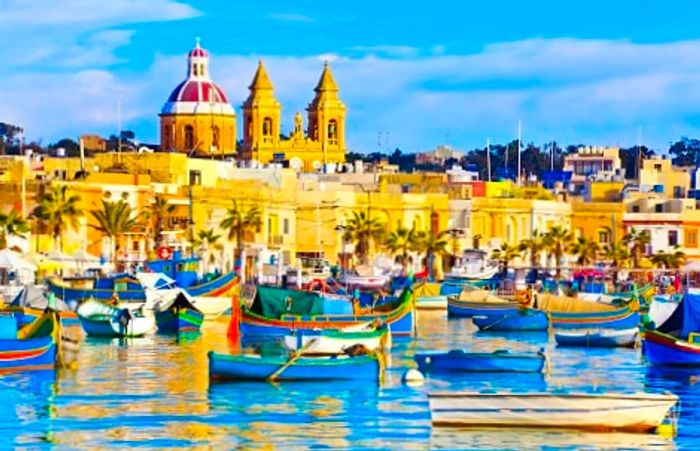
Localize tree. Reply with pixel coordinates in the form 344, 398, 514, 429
668, 138, 700, 167
602, 242, 630, 284
341, 211, 385, 265
89, 199, 141, 267
384, 225, 421, 269
0, 122, 22, 155
569, 236, 601, 267
219, 200, 262, 266
194, 228, 223, 272
543, 226, 573, 278
0, 210, 29, 249
519, 230, 546, 268
491, 243, 520, 278
414, 230, 450, 279
148, 195, 176, 250
622, 228, 651, 268
650, 247, 686, 269
31, 185, 83, 252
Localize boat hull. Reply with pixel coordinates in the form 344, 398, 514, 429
416, 295, 448, 310
643, 330, 700, 366
415, 350, 545, 373
208, 352, 380, 381
555, 328, 638, 348
472, 310, 549, 331
0, 335, 56, 371
428, 391, 678, 432
447, 298, 518, 318
283, 328, 390, 354
155, 308, 204, 333
552, 309, 639, 330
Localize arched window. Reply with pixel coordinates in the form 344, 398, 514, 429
262, 117, 272, 136
212, 126, 220, 150
163, 125, 172, 150
327, 119, 338, 144
184, 125, 195, 150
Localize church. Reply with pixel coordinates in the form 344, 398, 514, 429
159, 40, 347, 171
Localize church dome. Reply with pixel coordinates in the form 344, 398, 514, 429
161, 39, 235, 116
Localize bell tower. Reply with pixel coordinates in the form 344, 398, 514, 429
307, 61, 346, 153
241, 61, 281, 161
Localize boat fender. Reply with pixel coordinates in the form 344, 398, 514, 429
403, 368, 424, 386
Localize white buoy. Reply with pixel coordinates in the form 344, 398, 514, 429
403, 368, 425, 386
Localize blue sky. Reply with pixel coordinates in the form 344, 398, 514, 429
3, 0, 700, 153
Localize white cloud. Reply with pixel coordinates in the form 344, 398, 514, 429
8, 36, 700, 152
348, 45, 419, 57
267, 13, 314, 23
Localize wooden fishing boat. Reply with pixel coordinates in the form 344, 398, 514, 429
643, 329, 700, 366
283, 324, 391, 355
208, 352, 381, 381
48, 270, 237, 303
154, 292, 204, 333
447, 291, 518, 318
414, 349, 545, 373
240, 286, 415, 337
555, 327, 638, 348
472, 309, 548, 332
550, 308, 639, 330
416, 295, 448, 310
77, 300, 155, 337
428, 391, 679, 432
0, 311, 57, 372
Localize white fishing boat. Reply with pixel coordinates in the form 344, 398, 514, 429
189, 295, 231, 319
444, 249, 498, 281
77, 299, 155, 338
136, 273, 230, 319
283, 325, 391, 355
428, 391, 678, 432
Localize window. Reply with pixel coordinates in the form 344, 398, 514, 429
283, 218, 289, 235
184, 125, 195, 150
327, 119, 338, 144
669, 230, 678, 246
262, 117, 272, 136
674, 186, 683, 199
132, 241, 139, 251
687, 230, 697, 247
212, 126, 220, 150
655, 204, 663, 213
189, 170, 201, 186
654, 164, 662, 172
632, 205, 640, 213
598, 229, 610, 244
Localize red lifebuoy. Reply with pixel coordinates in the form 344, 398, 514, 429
157, 246, 173, 260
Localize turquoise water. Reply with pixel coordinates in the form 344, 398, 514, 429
1, 311, 699, 449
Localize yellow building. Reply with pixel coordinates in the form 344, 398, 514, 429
159, 40, 236, 156
570, 200, 624, 246
639, 156, 690, 198
239, 61, 347, 171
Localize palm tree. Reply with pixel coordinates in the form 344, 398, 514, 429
543, 226, 574, 279
622, 228, 651, 268
569, 236, 601, 267
149, 195, 176, 250
219, 200, 262, 266
341, 211, 385, 265
491, 243, 520, 278
0, 210, 29, 250
651, 247, 686, 269
519, 230, 546, 269
384, 225, 420, 269
89, 199, 141, 267
31, 185, 82, 251
602, 242, 630, 284
195, 228, 223, 271
414, 230, 450, 279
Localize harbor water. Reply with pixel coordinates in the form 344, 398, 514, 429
1, 310, 699, 449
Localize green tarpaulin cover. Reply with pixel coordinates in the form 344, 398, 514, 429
251, 286, 324, 319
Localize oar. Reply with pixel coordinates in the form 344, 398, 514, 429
267, 337, 319, 382
476, 310, 527, 331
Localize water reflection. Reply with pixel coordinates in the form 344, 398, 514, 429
1, 311, 700, 447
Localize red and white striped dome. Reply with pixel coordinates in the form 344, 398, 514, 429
161, 39, 234, 116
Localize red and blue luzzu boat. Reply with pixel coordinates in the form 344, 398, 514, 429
240, 286, 415, 337
0, 311, 58, 372
155, 293, 204, 333
643, 292, 700, 366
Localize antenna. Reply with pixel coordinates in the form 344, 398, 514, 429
486, 138, 492, 182
517, 120, 522, 187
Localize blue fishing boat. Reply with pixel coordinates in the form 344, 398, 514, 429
414, 349, 545, 373
240, 286, 415, 337
0, 311, 57, 372
555, 328, 638, 348
447, 296, 518, 318
642, 293, 700, 366
208, 352, 381, 381
154, 292, 204, 333
472, 309, 549, 331
78, 300, 155, 337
